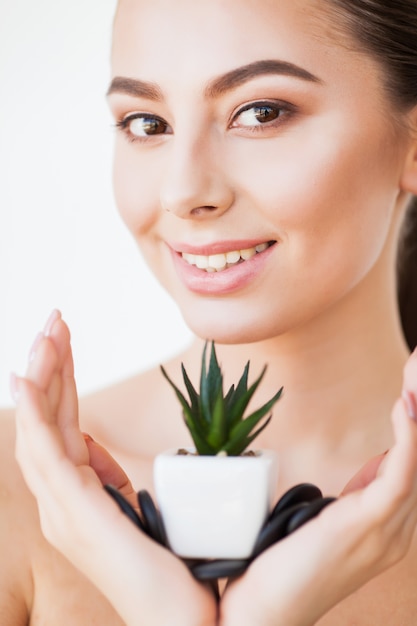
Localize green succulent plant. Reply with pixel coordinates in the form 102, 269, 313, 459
160, 341, 283, 456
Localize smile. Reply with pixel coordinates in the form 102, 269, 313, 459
180, 241, 275, 273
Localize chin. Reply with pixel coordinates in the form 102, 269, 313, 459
179, 303, 285, 345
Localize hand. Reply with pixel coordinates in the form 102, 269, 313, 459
220, 351, 417, 626
13, 311, 217, 626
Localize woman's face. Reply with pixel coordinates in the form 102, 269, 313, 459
108, 0, 411, 343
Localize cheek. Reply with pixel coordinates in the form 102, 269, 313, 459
232, 124, 399, 278
112, 142, 160, 236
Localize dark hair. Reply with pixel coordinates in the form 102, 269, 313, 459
325, 0, 417, 350
398, 201, 417, 351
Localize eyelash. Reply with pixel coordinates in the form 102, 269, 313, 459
231, 100, 294, 133
115, 114, 171, 144
114, 100, 295, 144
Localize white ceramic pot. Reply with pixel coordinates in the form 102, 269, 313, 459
153, 448, 278, 559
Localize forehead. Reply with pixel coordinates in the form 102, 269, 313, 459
111, 0, 381, 103
113, 0, 340, 70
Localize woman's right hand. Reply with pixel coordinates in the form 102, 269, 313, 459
13, 311, 218, 626
220, 351, 417, 626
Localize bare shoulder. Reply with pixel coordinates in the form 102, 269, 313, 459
80, 364, 166, 425
79, 356, 192, 457
0, 409, 34, 624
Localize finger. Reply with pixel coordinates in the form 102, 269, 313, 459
15, 375, 66, 496
320, 395, 417, 559
381, 395, 417, 496
48, 317, 85, 463
42, 315, 78, 425
26, 314, 86, 464
22, 334, 87, 471
340, 450, 388, 495
16, 376, 149, 542
352, 395, 417, 539
14, 376, 109, 552
25, 311, 63, 418
26, 332, 60, 401
83, 434, 137, 503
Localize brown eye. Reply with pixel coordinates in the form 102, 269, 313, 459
128, 115, 168, 136
235, 103, 283, 127
253, 106, 280, 123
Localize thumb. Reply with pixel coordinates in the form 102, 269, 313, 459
340, 450, 389, 495
83, 434, 136, 503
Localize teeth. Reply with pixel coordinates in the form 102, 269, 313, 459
181, 242, 271, 272
208, 253, 227, 270
240, 247, 256, 261
182, 252, 196, 265
225, 250, 240, 264
195, 255, 209, 269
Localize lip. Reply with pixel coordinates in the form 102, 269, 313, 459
168, 240, 277, 295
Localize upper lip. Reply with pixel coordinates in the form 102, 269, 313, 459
169, 239, 276, 255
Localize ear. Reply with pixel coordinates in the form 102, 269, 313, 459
400, 105, 417, 195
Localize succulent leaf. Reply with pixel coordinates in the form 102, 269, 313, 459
186, 425, 217, 455
200, 342, 223, 424
160, 365, 209, 448
207, 386, 227, 449
225, 362, 249, 425
224, 415, 273, 456
160, 365, 192, 414
181, 363, 200, 416
229, 386, 283, 439
227, 366, 267, 428
161, 342, 283, 455
224, 384, 235, 411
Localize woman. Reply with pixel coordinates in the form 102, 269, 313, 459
4, 0, 417, 623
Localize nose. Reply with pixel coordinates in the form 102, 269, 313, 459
159, 135, 234, 219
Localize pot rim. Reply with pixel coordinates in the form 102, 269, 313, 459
155, 447, 277, 461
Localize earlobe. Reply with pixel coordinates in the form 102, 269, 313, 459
400, 106, 417, 195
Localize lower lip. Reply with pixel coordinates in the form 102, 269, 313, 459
169, 243, 277, 295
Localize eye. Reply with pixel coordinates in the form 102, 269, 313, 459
116, 113, 172, 141
231, 101, 292, 130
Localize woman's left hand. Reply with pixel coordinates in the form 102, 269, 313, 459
220, 351, 417, 626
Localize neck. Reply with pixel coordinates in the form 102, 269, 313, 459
186, 242, 409, 469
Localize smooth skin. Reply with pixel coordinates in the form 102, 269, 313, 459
13, 313, 217, 626
4, 0, 417, 623
13, 312, 417, 626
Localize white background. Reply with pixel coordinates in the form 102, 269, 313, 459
0, 0, 191, 407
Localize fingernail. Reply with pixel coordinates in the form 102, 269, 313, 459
29, 332, 44, 362
43, 309, 61, 337
9, 373, 20, 403
402, 390, 417, 420
82, 432, 95, 443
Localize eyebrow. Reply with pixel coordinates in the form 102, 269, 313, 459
107, 59, 322, 100
205, 59, 322, 98
106, 76, 162, 100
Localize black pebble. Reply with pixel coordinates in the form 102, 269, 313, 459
104, 481, 337, 584
286, 496, 337, 535
191, 559, 249, 581
252, 502, 309, 558
137, 490, 169, 547
268, 483, 323, 521
104, 484, 146, 532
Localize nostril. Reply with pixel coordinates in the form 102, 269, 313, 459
190, 206, 217, 216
